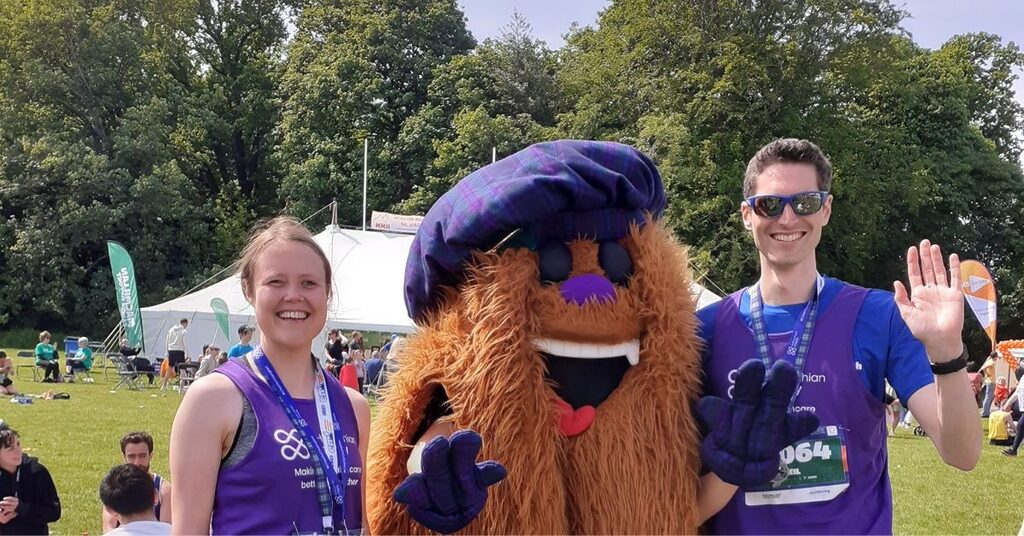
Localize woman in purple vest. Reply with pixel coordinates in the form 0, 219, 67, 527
169, 217, 370, 535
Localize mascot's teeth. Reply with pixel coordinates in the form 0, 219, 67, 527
534, 338, 641, 367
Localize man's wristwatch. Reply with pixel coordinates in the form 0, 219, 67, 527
930, 345, 969, 375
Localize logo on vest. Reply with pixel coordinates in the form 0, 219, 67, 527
274, 428, 311, 461
726, 366, 827, 413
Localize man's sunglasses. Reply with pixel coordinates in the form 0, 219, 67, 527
745, 191, 829, 219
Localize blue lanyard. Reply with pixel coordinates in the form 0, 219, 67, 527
748, 275, 824, 406
253, 348, 348, 534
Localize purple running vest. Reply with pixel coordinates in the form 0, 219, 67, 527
212, 359, 362, 535
705, 283, 892, 535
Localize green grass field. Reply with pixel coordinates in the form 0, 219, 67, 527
0, 349, 1018, 534
0, 351, 176, 535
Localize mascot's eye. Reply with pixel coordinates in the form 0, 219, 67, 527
599, 241, 633, 284
538, 242, 572, 283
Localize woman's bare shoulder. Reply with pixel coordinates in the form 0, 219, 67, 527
179, 373, 244, 426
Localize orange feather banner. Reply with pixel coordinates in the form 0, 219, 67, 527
959, 260, 997, 351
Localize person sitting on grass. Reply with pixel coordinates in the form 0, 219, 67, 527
33, 331, 60, 383
65, 337, 93, 382
0, 353, 16, 397
0, 421, 61, 535
100, 464, 170, 536
989, 401, 1016, 447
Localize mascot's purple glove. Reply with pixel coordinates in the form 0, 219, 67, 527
697, 359, 819, 487
393, 429, 506, 534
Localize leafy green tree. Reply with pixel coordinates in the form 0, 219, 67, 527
277, 0, 474, 222
183, 0, 290, 209
0, 0, 213, 333
395, 12, 564, 213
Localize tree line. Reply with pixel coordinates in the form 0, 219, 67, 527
1, 0, 1022, 358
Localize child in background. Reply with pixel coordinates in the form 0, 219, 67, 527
995, 376, 1009, 407
352, 349, 366, 394
339, 352, 358, 391
0, 352, 16, 396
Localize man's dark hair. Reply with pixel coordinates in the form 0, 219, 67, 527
119, 431, 154, 455
179, 318, 188, 325
99, 464, 155, 516
0, 424, 17, 450
743, 138, 833, 197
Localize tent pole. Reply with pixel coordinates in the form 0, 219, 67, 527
331, 200, 338, 226
363, 138, 368, 231
492, 146, 496, 163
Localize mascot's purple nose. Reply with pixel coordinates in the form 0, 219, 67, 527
559, 274, 616, 306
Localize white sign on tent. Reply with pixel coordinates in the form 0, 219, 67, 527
370, 211, 424, 234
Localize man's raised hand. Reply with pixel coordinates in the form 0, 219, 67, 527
893, 239, 965, 362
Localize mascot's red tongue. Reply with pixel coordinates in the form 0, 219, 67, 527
555, 398, 595, 437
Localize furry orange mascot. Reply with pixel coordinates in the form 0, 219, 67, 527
366, 140, 704, 534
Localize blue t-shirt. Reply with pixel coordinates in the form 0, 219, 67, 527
697, 276, 933, 405
227, 343, 253, 360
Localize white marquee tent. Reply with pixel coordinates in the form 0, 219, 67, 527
140, 225, 720, 359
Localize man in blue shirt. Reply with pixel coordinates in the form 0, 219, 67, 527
226, 326, 254, 360
696, 138, 980, 533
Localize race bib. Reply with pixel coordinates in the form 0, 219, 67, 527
745, 425, 850, 506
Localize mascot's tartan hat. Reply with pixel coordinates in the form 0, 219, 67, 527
404, 140, 666, 323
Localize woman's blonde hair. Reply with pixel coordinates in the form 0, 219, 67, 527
38, 331, 50, 342
237, 216, 332, 301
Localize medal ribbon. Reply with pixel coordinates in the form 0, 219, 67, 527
253, 348, 348, 534
748, 275, 824, 407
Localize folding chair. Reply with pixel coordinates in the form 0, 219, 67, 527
363, 364, 387, 399
14, 351, 38, 381
111, 355, 142, 391
175, 363, 198, 394
68, 366, 94, 383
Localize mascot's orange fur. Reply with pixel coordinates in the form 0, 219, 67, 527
367, 142, 703, 534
